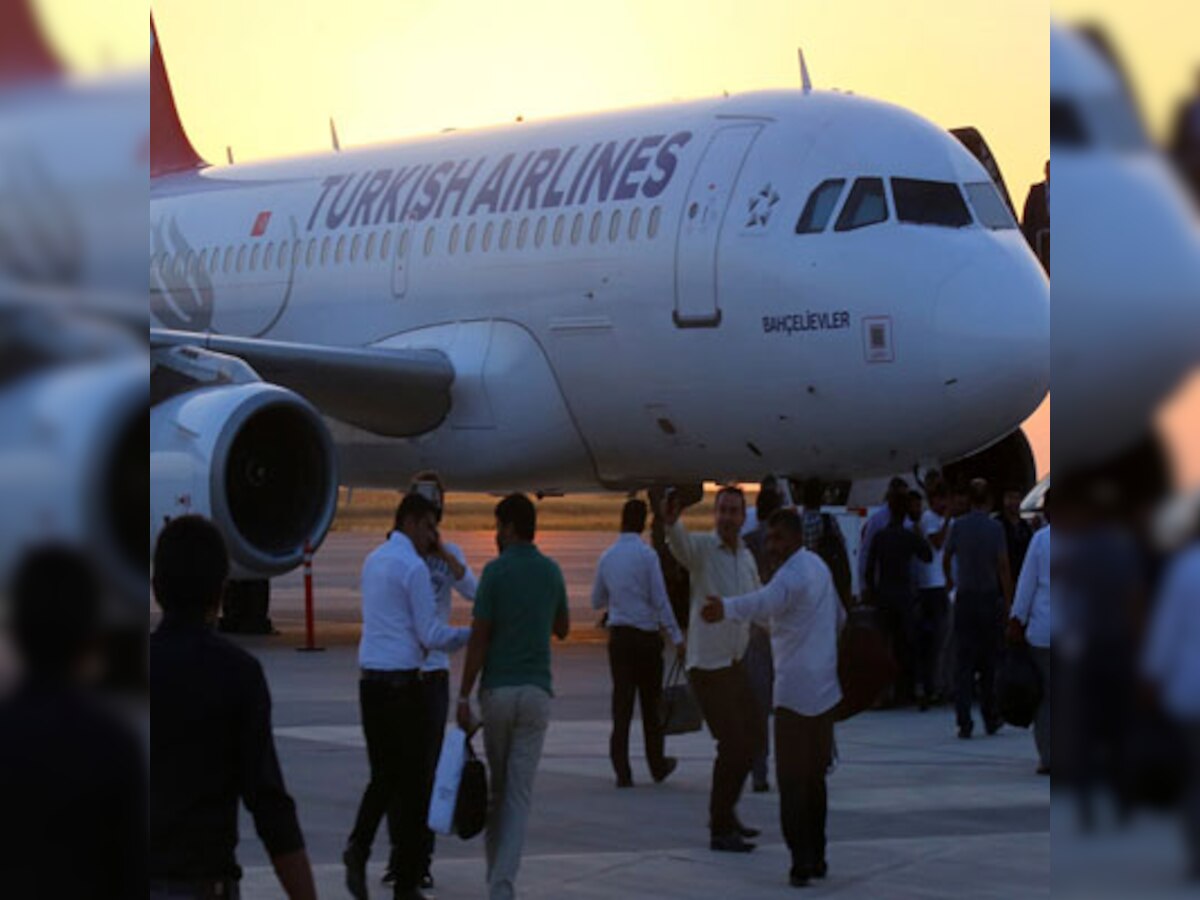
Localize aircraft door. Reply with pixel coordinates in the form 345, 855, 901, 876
391, 226, 412, 297
673, 123, 762, 327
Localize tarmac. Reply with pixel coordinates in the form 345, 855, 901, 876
227, 530, 1051, 898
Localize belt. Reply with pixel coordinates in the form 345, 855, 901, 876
361, 668, 420, 686
420, 669, 449, 683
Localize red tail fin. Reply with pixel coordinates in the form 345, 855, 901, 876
151, 16, 206, 178
0, 0, 62, 83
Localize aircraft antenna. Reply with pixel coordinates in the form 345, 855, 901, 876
226, 145, 235, 164
798, 48, 812, 93
330, 117, 342, 152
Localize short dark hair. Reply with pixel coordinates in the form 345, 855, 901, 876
908, 489, 924, 503
621, 499, 647, 533
9, 546, 101, 674
801, 479, 824, 509
969, 478, 991, 507
888, 476, 909, 493
757, 481, 784, 519
153, 516, 229, 616
496, 493, 536, 541
715, 485, 746, 511
394, 492, 438, 532
767, 508, 803, 535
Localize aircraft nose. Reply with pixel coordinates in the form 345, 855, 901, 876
935, 248, 1050, 428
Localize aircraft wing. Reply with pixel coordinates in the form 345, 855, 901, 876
149, 329, 454, 437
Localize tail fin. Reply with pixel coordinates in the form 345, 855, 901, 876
151, 16, 206, 178
0, 0, 62, 83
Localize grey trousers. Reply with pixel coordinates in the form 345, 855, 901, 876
1031, 646, 1052, 768
481, 685, 551, 900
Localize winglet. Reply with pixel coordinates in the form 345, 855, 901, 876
0, 0, 62, 83
151, 16, 206, 178
798, 48, 812, 94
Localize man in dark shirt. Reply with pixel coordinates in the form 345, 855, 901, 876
997, 487, 1034, 582
0, 547, 145, 900
865, 491, 933, 705
150, 516, 316, 899
1021, 160, 1049, 271
944, 480, 1014, 739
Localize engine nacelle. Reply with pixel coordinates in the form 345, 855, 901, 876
0, 354, 147, 610
150, 382, 338, 580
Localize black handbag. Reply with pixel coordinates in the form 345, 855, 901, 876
997, 642, 1043, 728
835, 605, 897, 721
454, 737, 488, 840
659, 657, 704, 735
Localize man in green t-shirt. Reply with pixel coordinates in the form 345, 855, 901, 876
457, 494, 569, 900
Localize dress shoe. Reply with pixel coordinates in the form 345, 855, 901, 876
957, 724, 973, 740
710, 832, 756, 853
788, 867, 810, 888
393, 890, 429, 900
343, 843, 369, 900
753, 780, 770, 793
1036, 765, 1051, 776
420, 871, 435, 890
651, 757, 678, 784
735, 820, 761, 839
616, 775, 634, 788
984, 718, 1003, 736
812, 860, 828, 879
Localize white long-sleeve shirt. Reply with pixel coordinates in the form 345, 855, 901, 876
722, 547, 846, 716
666, 519, 759, 671
359, 532, 470, 671
1011, 526, 1052, 648
421, 541, 477, 673
1142, 544, 1200, 719
592, 533, 684, 645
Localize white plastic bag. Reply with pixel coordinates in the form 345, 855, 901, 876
426, 726, 467, 835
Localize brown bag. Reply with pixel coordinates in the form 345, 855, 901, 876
835, 606, 897, 721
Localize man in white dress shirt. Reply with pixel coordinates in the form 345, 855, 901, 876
345, 493, 471, 900
592, 499, 685, 787
1009, 489, 1053, 776
703, 508, 846, 888
663, 486, 764, 852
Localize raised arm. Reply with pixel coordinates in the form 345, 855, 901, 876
719, 577, 789, 629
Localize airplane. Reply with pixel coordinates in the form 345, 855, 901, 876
148, 15, 1049, 624
1050, 23, 1200, 488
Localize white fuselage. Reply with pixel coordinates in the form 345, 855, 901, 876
150, 89, 1049, 491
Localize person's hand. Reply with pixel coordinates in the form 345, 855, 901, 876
675, 642, 687, 662
701, 595, 725, 623
660, 489, 683, 526
456, 696, 474, 732
1005, 618, 1026, 646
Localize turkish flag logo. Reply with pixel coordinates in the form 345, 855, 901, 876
251, 211, 272, 237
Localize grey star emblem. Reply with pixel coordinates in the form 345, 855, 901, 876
746, 184, 780, 227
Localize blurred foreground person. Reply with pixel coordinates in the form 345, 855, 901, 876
1142, 517, 1200, 879
944, 479, 1013, 739
1170, 69, 1200, 201
1021, 160, 1050, 270
1009, 489, 1054, 775
0, 547, 144, 899
702, 509, 845, 888
458, 493, 570, 900
592, 498, 685, 787
664, 486, 764, 852
150, 517, 315, 899
346, 494, 470, 900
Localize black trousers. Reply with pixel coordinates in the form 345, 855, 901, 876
775, 707, 834, 873
954, 590, 1003, 730
914, 587, 949, 700
608, 626, 667, 780
690, 660, 763, 835
386, 671, 450, 876
878, 588, 917, 702
349, 676, 428, 891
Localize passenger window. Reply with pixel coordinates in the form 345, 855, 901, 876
365, 232, 377, 261
224, 247, 234, 273
383, 230, 395, 258
449, 224, 461, 254
891, 178, 971, 228
320, 237, 331, 266
424, 227, 436, 256
335, 236, 346, 264
236, 245, 247, 272
500, 219, 512, 251
466, 223, 477, 253
609, 209, 622, 242
553, 215, 566, 246
306, 239, 316, 268
535, 216, 547, 248
212, 250, 221, 274
517, 218, 530, 249
570, 213, 584, 245
482, 222, 494, 252
197, 249, 208, 272
964, 182, 1017, 230
648, 206, 662, 239
628, 207, 642, 240
249, 245, 260, 271
264, 242, 274, 269
795, 179, 846, 234
834, 178, 888, 231
350, 234, 361, 262
288, 240, 298, 269
589, 211, 603, 243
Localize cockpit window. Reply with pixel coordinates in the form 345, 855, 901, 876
1051, 97, 1088, 147
1051, 94, 1149, 151
834, 177, 888, 232
795, 179, 846, 234
964, 182, 1017, 230
891, 178, 972, 228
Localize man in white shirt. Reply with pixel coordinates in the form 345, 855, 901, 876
663, 486, 763, 852
913, 486, 952, 710
592, 499, 685, 787
1009, 500, 1053, 776
702, 508, 846, 888
345, 493, 471, 900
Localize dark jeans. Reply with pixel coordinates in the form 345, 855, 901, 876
690, 660, 764, 835
915, 588, 949, 700
954, 591, 1003, 730
744, 626, 774, 787
878, 588, 917, 702
608, 626, 667, 780
348, 676, 428, 891
1030, 647, 1051, 768
775, 706, 834, 874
